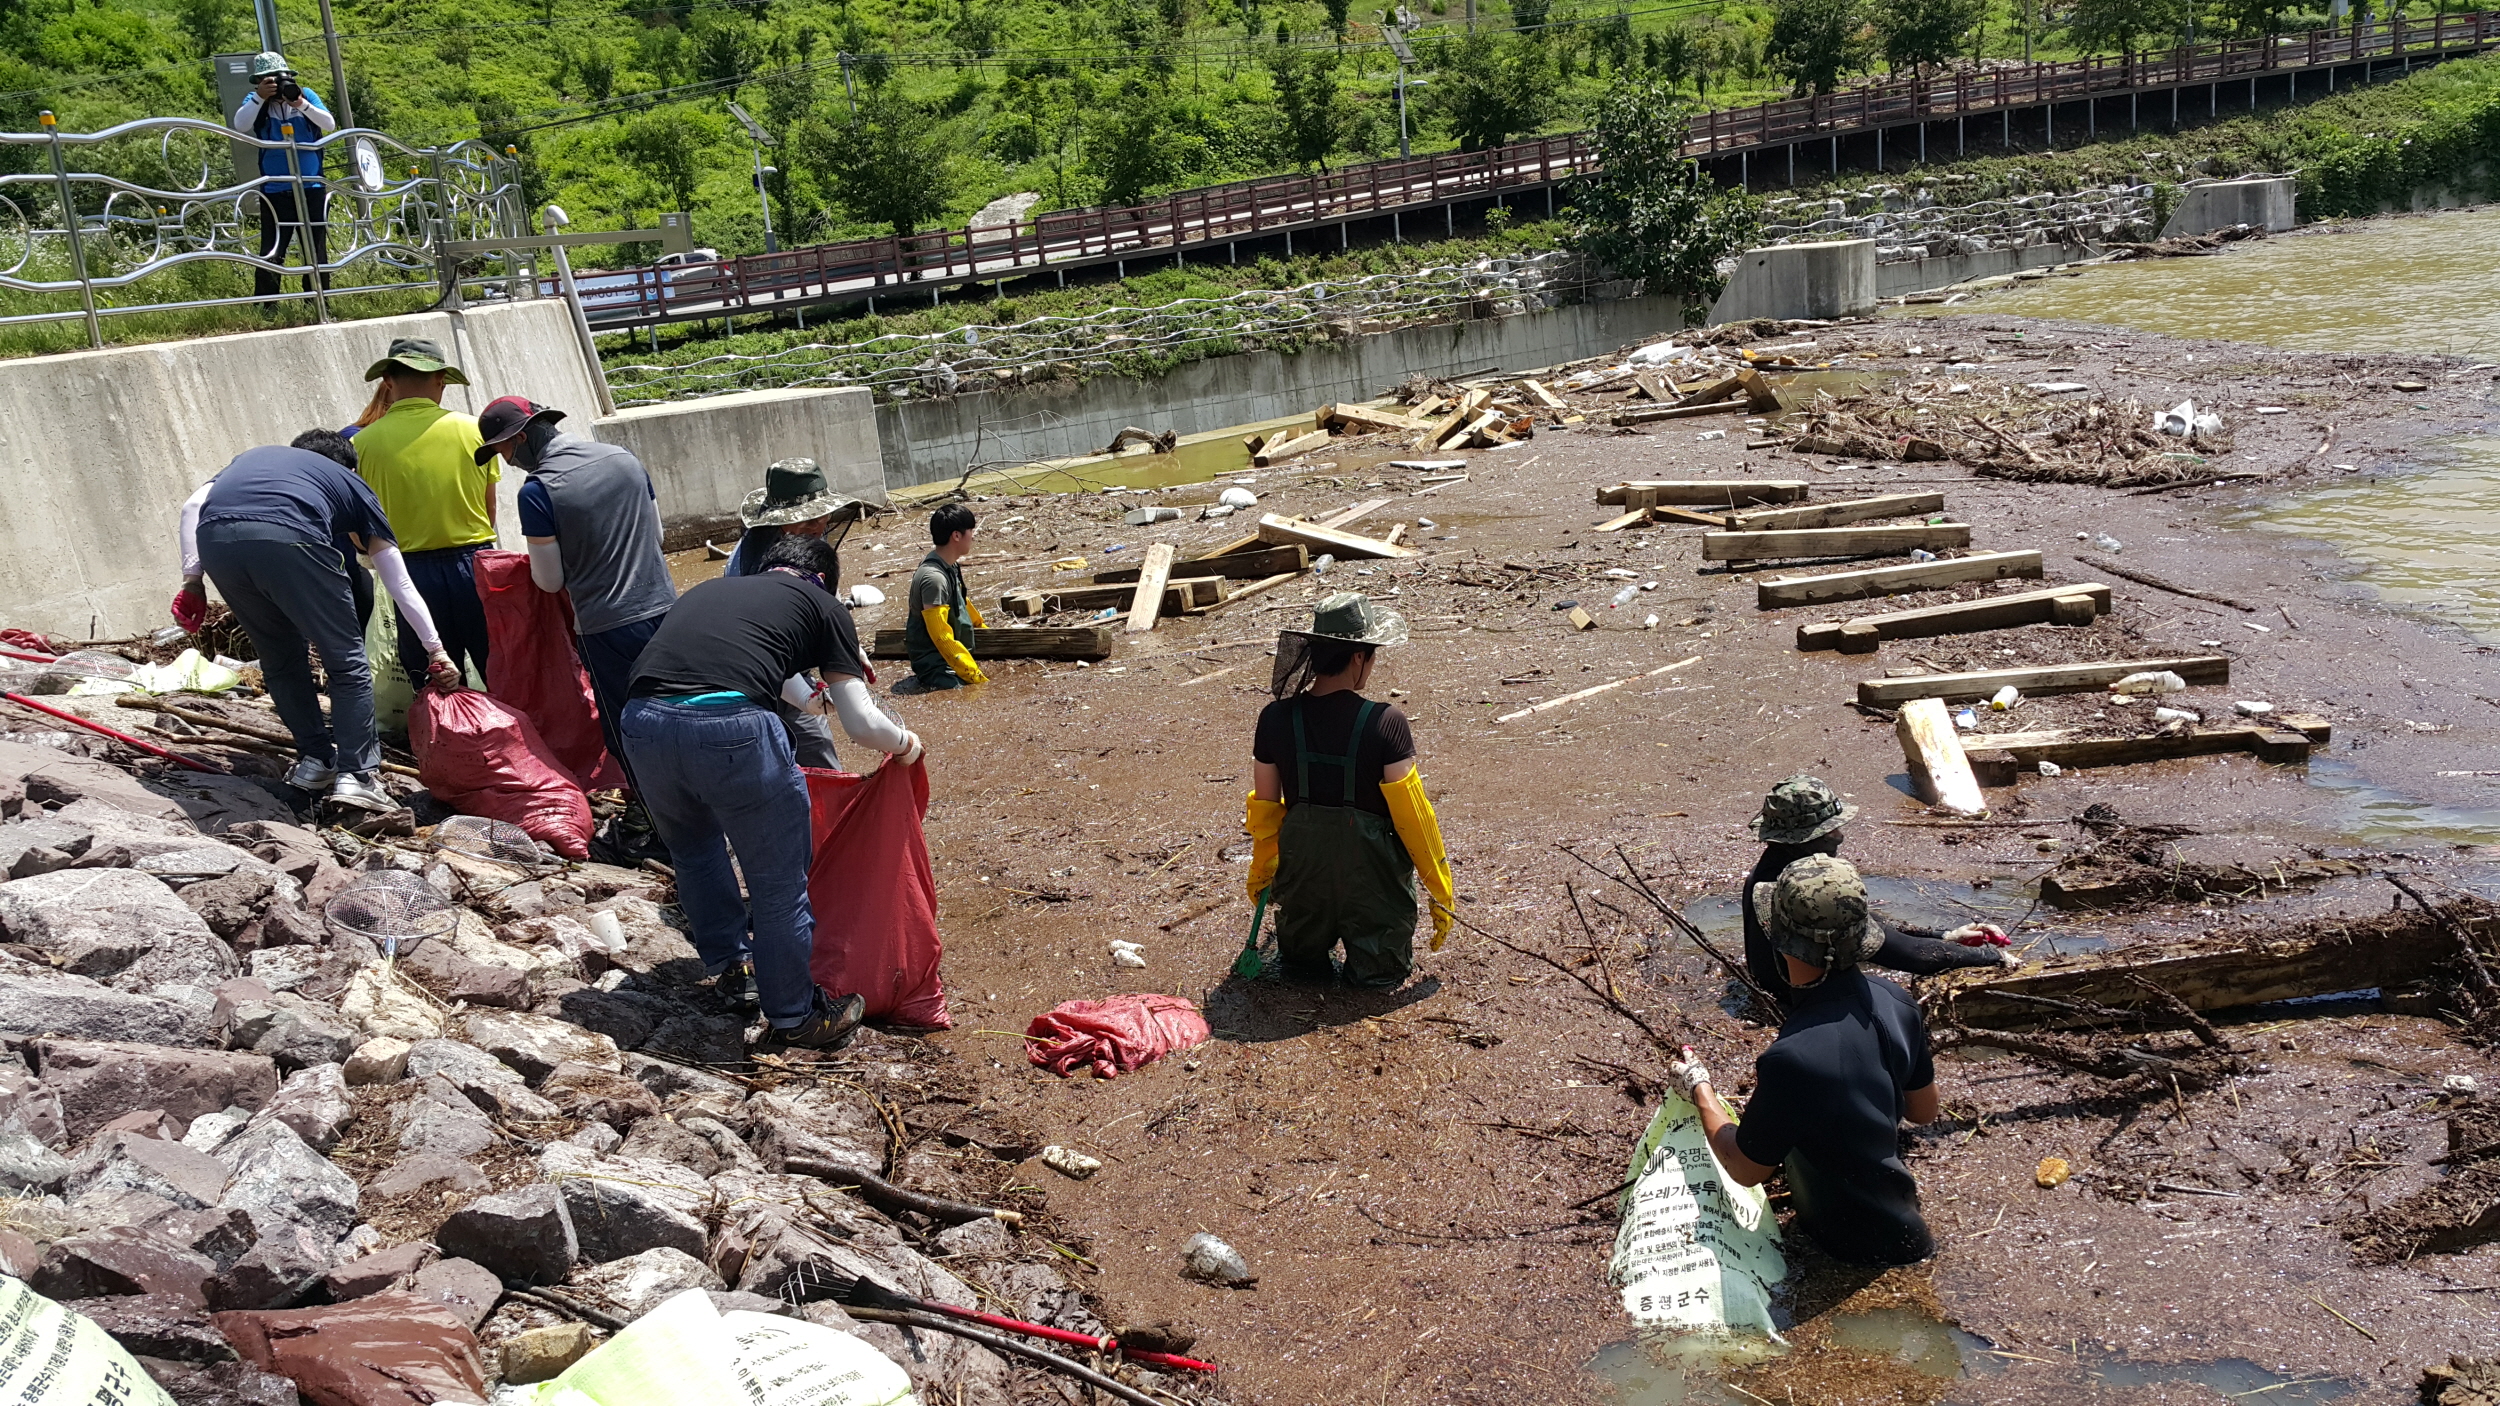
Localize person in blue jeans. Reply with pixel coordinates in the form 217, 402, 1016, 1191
620, 533, 924, 1048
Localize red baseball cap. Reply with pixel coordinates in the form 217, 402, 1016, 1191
474, 395, 565, 464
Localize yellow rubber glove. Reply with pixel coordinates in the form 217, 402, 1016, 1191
966, 600, 988, 629
920, 605, 988, 685
1382, 768, 1456, 951
1244, 792, 1285, 903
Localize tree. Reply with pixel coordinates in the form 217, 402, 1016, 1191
1087, 77, 1182, 205
1512, 0, 1551, 31
618, 111, 702, 213
1872, 0, 1984, 72
1766, 0, 1869, 95
1267, 47, 1344, 170
2063, 0, 2190, 56
572, 40, 619, 103
798, 90, 954, 235
1424, 32, 1551, 152
690, 16, 759, 93
176, 0, 235, 58
1568, 73, 1761, 308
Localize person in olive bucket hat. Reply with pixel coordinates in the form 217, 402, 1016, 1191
1670, 854, 1944, 1267
1242, 593, 1455, 988
1740, 774, 2018, 1014
351, 336, 497, 688
720, 459, 867, 769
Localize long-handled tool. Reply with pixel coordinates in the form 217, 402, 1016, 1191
1233, 891, 1269, 979
813, 1270, 1218, 1373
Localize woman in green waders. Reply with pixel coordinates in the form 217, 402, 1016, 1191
1243, 593, 1456, 987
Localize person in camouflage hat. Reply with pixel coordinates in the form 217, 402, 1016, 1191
1740, 774, 2017, 1015
1670, 852, 1945, 1267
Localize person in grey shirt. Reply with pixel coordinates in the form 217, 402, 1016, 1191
477, 395, 676, 777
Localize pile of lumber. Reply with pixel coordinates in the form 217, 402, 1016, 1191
1609, 364, 1786, 427
1592, 480, 1808, 531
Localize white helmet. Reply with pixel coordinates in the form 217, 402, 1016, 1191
248, 51, 292, 79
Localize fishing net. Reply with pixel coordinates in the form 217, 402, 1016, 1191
433, 814, 550, 870
324, 870, 457, 955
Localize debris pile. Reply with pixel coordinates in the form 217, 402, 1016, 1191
1772, 381, 2236, 486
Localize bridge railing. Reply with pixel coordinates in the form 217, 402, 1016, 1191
0, 113, 529, 346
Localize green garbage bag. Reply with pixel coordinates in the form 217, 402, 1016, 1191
1607, 1095, 1787, 1340
366, 584, 413, 735
0, 1275, 180, 1406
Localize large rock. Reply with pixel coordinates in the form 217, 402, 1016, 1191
404, 1040, 561, 1123
66, 1130, 232, 1209
641, 1014, 745, 1067
227, 995, 360, 1073
0, 866, 236, 991
178, 867, 278, 940
242, 1063, 352, 1153
0, 817, 95, 873
214, 1120, 360, 1243
743, 1089, 886, 1176
391, 1088, 499, 1158
453, 1009, 621, 1084
499, 1321, 598, 1385
0, 739, 188, 821
138, 1204, 259, 1271
206, 1217, 331, 1311
0, 959, 222, 1046
399, 940, 532, 1009
543, 987, 665, 1049
565, 1247, 725, 1322
342, 1036, 411, 1086
33, 1039, 278, 1141
134, 1358, 301, 1406
0, 1125, 70, 1192
617, 1118, 721, 1178
537, 1143, 709, 1265
539, 1061, 661, 1130
368, 1152, 489, 1199
326, 1240, 439, 1300
435, 1185, 577, 1286
336, 963, 444, 1042
0, 1058, 66, 1146
407, 1256, 503, 1331
214, 1292, 488, 1406
61, 1292, 238, 1363
32, 1225, 218, 1302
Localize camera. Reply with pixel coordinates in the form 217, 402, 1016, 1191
277, 78, 302, 102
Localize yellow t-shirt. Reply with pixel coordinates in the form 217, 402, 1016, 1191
352, 398, 498, 551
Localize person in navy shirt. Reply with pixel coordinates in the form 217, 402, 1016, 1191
229, 51, 335, 310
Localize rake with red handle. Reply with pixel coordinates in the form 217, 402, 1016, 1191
812, 1269, 1218, 1372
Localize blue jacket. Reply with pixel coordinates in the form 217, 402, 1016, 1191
236, 89, 332, 190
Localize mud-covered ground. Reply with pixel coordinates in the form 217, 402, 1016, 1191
827, 309, 2500, 1405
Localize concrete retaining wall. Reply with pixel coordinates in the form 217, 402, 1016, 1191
2162, 177, 2298, 236
1875, 240, 2100, 298
592, 387, 884, 546
0, 300, 596, 641
1707, 240, 1877, 326
873, 295, 1694, 490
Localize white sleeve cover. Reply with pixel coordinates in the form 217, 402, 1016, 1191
527, 540, 565, 592
828, 675, 910, 754
367, 543, 444, 652
231, 94, 263, 136
179, 481, 214, 580
299, 95, 336, 134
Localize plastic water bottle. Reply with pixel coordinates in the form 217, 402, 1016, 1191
1909, 548, 1937, 562
1312, 553, 1335, 575
2093, 534, 2124, 553
1611, 585, 1639, 608
1954, 708, 1978, 731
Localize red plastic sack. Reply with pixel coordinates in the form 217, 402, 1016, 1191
473, 549, 625, 792
803, 760, 951, 1030
1025, 994, 1210, 1079
408, 688, 593, 858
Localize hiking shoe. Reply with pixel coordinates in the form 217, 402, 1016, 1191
766, 990, 867, 1051
326, 770, 394, 814
714, 960, 760, 1015
284, 756, 336, 792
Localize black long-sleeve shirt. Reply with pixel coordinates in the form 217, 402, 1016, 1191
1740, 843, 2005, 1013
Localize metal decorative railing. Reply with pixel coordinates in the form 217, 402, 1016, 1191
603, 253, 1581, 406
1760, 181, 2162, 260
0, 113, 531, 345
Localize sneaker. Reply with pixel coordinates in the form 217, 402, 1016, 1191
765, 990, 867, 1051
284, 756, 336, 792
714, 960, 760, 1015
326, 770, 394, 813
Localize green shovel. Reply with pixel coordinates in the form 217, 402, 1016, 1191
1233, 891, 1270, 979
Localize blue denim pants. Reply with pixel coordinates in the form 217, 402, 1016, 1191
197, 521, 378, 775
618, 697, 817, 1026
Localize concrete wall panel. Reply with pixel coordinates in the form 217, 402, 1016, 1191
592, 387, 884, 542
1706, 240, 1877, 326
2161, 177, 2297, 237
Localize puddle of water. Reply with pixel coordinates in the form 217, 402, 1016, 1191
2303, 757, 2500, 847
1823, 1307, 2003, 1378
2087, 1355, 2353, 1404
1588, 1334, 1783, 1406
2243, 436, 2500, 646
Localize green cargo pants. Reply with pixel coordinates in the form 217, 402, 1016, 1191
1273, 801, 1417, 989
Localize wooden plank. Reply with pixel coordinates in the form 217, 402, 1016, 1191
1254, 513, 1420, 560
1253, 429, 1331, 466
1127, 543, 1178, 633
1093, 544, 1307, 583
1411, 395, 1449, 421
999, 577, 1223, 617
1322, 403, 1433, 435
1442, 408, 1504, 450
1424, 389, 1489, 445
1736, 366, 1784, 413
1611, 399, 1748, 427
1958, 715, 2329, 770
1593, 509, 1652, 532
1729, 492, 1946, 532
1319, 498, 1392, 530
1630, 371, 1671, 402
1898, 698, 1986, 817
1381, 523, 1408, 547
1675, 373, 1742, 407
1704, 523, 1972, 563
869, 627, 1113, 661
1203, 532, 1265, 558
1523, 379, 1568, 410
1797, 582, 2111, 651
1856, 655, 2231, 706
1758, 551, 2044, 609
1596, 480, 1809, 507
1201, 572, 1300, 615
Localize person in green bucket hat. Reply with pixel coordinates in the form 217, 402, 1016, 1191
351, 335, 496, 689
1242, 593, 1456, 988
1740, 773, 2018, 1014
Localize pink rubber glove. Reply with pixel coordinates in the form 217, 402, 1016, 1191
171, 584, 207, 634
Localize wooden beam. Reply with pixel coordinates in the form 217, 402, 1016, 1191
1736, 366, 1784, 413
1958, 714, 2329, 770
1856, 655, 2231, 706
1424, 389, 1489, 445
1594, 509, 1653, 532
1596, 480, 1809, 507
1321, 403, 1434, 435
1255, 513, 1419, 560
1758, 551, 2044, 609
1797, 582, 2111, 651
1319, 498, 1392, 530
1523, 379, 1568, 410
1611, 400, 1748, 427
869, 627, 1113, 660
1675, 373, 1742, 407
1897, 698, 1987, 817
1093, 544, 1307, 583
1729, 492, 1946, 532
1705, 523, 1972, 563
999, 577, 1223, 617
1201, 572, 1300, 614
1127, 543, 1178, 633
1254, 429, 1332, 466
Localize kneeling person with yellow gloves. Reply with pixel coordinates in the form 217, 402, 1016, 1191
903, 503, 987, 691
1244, 593, 1454, 988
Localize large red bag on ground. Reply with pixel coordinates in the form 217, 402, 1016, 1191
803, 760, 951, 1030
408, 688, 594, 858
473, 549, 625, 791
1025, 994, 1210, 1079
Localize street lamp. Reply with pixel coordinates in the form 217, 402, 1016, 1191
1382, 16, 1416, 160
726, 101, 779, 254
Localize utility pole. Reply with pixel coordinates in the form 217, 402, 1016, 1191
1383, 17, 1416, 159
727, 102, 779, 254
314, 0, 353, 127
839, 53, 859, 122
253, 0, 281, 53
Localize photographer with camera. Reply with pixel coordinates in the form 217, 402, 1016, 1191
228, 51, 336, 312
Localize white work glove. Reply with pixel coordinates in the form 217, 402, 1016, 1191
1994, 947, 2024, 971
1943, 922, 2011, 948
425, 649, 463, 692
1668, 1045, 1711, 1101
893, 731, 924, 767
